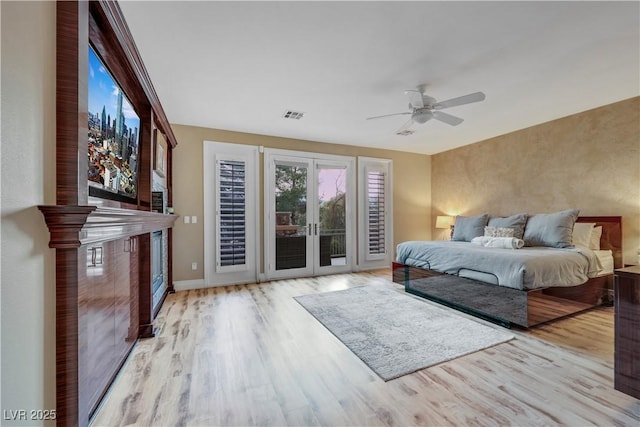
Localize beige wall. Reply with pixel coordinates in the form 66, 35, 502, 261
432, 97, 640, 264
1, 1, 57, 425
170, 125, 432, 281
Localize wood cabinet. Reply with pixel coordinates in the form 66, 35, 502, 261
42, 2, 179, 425
614, 265, 640, 399
78, 240, 116, 416
40, 207, 178, 425
77, 237, 138, 415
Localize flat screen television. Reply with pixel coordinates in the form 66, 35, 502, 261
88, 46, 140, 203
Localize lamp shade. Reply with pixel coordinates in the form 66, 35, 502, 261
435, 215, 454, 229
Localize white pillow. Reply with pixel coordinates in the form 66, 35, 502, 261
572, 222, 595, 249
589, 226, 603, 250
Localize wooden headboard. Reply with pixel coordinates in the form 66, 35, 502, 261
577, 216, 623, 268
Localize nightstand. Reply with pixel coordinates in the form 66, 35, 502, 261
614, 265, 640, 399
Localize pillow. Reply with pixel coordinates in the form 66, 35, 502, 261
452, 214, 489, 242
487, 213, 527, 239
590, 226, 603, 250
572, 222, 595, 249
523, 209, 580, 248
484, 226, 515, 238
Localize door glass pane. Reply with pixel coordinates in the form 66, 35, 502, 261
318, 165, 347, 267
275, 163, 307, 270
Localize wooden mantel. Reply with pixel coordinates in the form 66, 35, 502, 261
39, 205, 178, 248
39, 206, 178, 426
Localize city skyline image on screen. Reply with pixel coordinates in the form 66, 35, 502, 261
88, 46, 140, 200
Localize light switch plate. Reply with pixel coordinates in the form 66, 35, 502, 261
191, 216, 197, 224
183, 216, 190, 224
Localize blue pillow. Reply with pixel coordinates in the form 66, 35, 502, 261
488, 213, 528, 240
452, 214, 489, 242
523, 209, 580, 248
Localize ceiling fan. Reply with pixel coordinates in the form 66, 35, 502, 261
366, 86, 486, 135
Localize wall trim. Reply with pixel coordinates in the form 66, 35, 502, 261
173, 279, 206, 292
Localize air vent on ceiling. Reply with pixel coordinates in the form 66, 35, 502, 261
395, 130, 415, 136
283, 110, 305, 120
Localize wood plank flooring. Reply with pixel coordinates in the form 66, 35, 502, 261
91, 270, 640, 426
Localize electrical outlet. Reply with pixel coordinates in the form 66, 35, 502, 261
191, 262, 198, 270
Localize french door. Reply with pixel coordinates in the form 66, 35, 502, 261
264, 150, 355, 280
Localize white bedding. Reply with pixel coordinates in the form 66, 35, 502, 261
594, 249, 614, 276
396, 240, 611, 291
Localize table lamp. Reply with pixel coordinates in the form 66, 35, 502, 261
435, 215, 454, 240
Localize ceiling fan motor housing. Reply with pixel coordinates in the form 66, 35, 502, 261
422, 95, 437, 108
413, 109, 433, 123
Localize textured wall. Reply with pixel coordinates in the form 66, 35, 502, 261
1, 1, 57, 425
432, 97, 640, 264
170, 125, 431, 281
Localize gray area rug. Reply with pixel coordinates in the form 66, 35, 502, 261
294, 285, 514, 381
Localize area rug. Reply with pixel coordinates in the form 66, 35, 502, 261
294, 285, 514, 381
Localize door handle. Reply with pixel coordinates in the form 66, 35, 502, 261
314, 223, 318, 235
308, 224, 312, 235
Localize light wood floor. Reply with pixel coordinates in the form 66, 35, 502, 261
92, 270, 640, 426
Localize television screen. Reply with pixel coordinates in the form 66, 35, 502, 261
88, 46, 140, 201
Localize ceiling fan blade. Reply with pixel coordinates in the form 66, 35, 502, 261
433, 91, 486, 110
395, 118, 415, 135
366, 112, 411, 120
433, 111, 464, 126
404, 90, 424, 109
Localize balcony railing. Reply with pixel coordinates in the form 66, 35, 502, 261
321, 228, 346, 258
273, 228, 346, 269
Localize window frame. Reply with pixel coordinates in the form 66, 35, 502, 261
203, 141, 259, 286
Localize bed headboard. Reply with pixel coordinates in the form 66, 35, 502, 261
577, 216, 623, 268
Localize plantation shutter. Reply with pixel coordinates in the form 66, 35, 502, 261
217, 160, 246, 267
366, 170, 386, 257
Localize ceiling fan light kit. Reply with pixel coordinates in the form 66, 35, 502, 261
367, 87, 486, 135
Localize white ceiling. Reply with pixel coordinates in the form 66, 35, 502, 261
119, 1, 640, 155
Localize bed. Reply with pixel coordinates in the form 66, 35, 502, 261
392, 214, 622, 328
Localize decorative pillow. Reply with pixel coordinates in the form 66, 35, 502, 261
484, 226, 515, 238
590, 226, 603, 250
452, 213, 489, 242
523, 209, 580, 248
487, 213, 527, 240
572, 222, 595, 249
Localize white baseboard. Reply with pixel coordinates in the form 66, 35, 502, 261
173, 279, 205, 292
356, 262, 392, 272
173, 278, 258, 291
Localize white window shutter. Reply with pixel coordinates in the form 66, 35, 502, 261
217, 160, 246, 267
358, 157, 393, 269
367, 170, 386, 256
